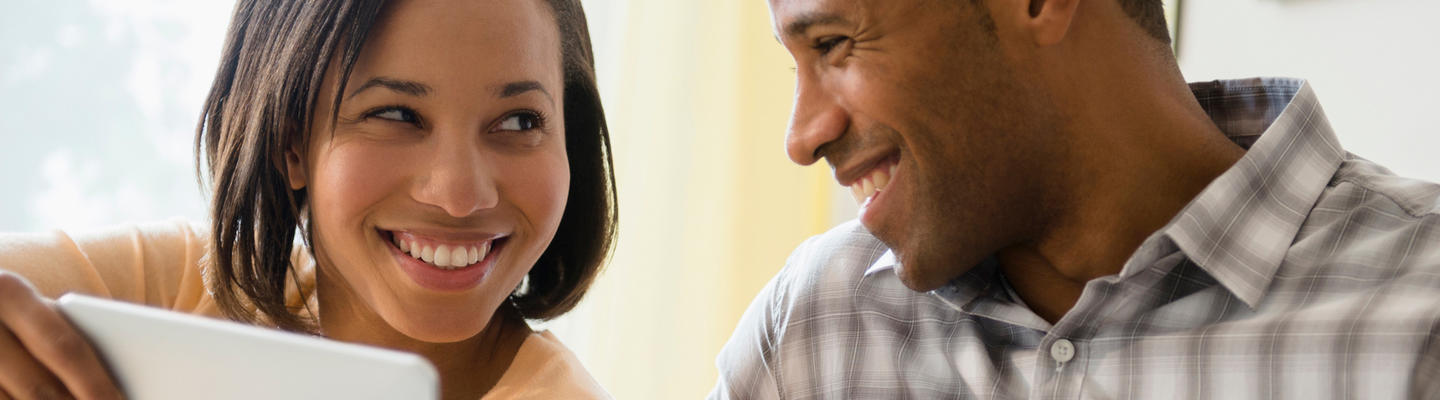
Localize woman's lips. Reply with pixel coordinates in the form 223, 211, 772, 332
382, 230, 506, 292
391, 233, 491, 269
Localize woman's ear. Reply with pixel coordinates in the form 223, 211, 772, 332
1026, 0, 1080, 47
284, 147, 308, 190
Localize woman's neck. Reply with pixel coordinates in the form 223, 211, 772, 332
313, 269, 531, 400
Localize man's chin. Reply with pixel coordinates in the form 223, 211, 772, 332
876, 231, 962, 291
892, 254, 953, 293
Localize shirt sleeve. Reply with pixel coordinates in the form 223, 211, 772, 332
0, 218, 214, 313
710, 235, 828, 400
709, 271, 784, 400
1415, 331, 1440, 399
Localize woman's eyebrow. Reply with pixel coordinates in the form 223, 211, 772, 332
498, 80, 554, 104
347, 76, 432, 99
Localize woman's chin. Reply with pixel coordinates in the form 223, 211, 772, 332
386, 308, 496, 344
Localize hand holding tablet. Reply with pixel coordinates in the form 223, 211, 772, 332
0, 270, 437, 400
55, 293, 439, 400
0, 272, 123, 400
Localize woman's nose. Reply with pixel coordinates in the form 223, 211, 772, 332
412, 136, 499, 218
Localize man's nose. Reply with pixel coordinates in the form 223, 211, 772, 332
785, 72, 848, 166
413, 134, 499, 218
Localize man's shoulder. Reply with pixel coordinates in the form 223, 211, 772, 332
761, 220, 957, 327
1285, 157, 1440, 292
1304, 157, 1440, 263
1330, 157, 1440, 218
772, 220, 891, 293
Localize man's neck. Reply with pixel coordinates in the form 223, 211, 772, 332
998, 69, 1247, 324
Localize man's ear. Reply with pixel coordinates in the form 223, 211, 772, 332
1026, 0, 1080, 47
284, 145, 308, 191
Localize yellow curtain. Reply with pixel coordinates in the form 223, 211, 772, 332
547, 0, 835, 397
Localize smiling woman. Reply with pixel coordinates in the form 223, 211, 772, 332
0, 0, 615, 398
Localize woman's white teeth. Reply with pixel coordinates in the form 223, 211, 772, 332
850, 163, 897, 204
451, 246, 468, 267
434, 245, 453, 267
420, 245, 435, 263
391, 234, 490, 270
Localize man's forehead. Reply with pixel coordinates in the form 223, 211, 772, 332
768, 0, 862, 38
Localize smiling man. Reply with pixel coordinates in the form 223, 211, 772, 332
711, 0, 1440, 398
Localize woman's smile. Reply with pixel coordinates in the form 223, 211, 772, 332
381, 229, 511, 291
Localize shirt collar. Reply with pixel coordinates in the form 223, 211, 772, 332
863, 250, 899, 276
868, 250, 1013, 322
1160, 78, 1346, 308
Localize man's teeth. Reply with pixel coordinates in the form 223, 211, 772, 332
850, 163, 897, 204
392, 235, 490, 270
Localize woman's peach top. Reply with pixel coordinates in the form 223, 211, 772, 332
0, 219, 609, 399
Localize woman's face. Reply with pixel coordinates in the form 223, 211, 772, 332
292, 0, 567, 343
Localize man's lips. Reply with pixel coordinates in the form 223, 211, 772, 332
833, 151, 901, 188
846, 154, 902, 238
834, 151, 900, 206
849, 159, 898, 205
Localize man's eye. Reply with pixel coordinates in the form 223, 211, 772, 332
495, 112, 545, 132
813, 36, 849, 55
368, 106, 421, 125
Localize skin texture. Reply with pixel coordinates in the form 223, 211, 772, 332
286, 0, 568, 397
772, 0, 1246, 322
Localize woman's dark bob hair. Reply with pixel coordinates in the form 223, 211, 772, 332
195, 0, 615, 332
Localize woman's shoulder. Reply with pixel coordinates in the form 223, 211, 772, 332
0, 218, 208, 303
483, 330, 611, 400
0, 218, 317, 319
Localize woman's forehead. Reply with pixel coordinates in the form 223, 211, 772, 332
349, 0, 564, 95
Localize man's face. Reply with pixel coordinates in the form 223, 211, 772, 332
771, 0, 1067, 291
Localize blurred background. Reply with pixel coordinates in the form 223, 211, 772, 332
2, 0, 1438, 398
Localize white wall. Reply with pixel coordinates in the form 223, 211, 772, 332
1178, 0, 1440, 181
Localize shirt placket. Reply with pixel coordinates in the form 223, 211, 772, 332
1029, 273, 1134, 400
1029, 329, 1089, 399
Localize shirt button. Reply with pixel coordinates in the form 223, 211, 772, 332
1051, 339, 1075, 363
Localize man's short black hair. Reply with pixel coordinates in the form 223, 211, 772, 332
1118, 0, 1171, 45
973, 0, 1171, 46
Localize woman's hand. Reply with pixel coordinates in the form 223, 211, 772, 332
0, 271, 123, 400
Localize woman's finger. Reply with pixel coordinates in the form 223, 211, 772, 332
0, 274, 121, 400
0, 324, 71, 400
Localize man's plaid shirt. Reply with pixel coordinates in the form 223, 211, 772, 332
712, 78, 1440, 399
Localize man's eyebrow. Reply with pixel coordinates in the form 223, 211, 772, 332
347, 77, 431, 99
783, 12, 850, 39
498, 80, 554, 104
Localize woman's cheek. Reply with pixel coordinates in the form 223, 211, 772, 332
307, 141, 413, 276
315, 143, 412, 223
505, 148, 570, 244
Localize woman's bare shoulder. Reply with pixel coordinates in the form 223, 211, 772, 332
482, 330, 612, 399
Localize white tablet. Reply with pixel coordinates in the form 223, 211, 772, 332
56, 294, 438, 399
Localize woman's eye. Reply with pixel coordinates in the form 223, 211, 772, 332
368, 107, 421, 125
495, 112, 544, 132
